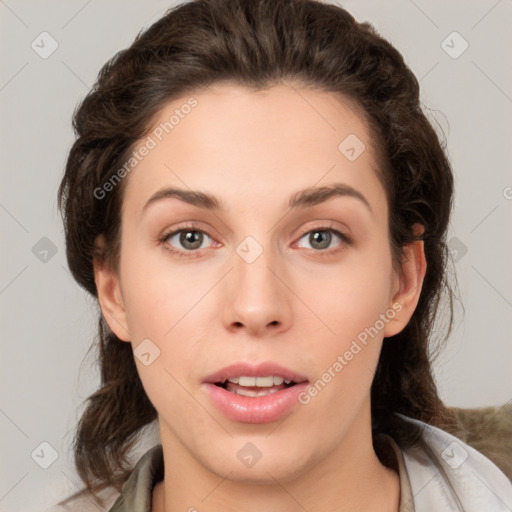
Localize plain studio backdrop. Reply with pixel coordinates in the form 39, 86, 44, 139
0, 1, 511, 510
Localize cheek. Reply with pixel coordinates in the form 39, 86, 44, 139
119, 240, 205, 340
299, 243, 394, 339
293, 239, 394, 397
120, 222, 394, 354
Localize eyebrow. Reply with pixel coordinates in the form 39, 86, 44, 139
142, 183, 372, 215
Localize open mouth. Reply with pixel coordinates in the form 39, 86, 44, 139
205, 370, 309, 423
215, 376, 298, 397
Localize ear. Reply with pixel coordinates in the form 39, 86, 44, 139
383, 223, 427, 338
93, 235, 131, 342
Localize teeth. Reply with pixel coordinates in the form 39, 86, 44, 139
239, 376, 257, 386
226, 376, 288, 387
232, 387, 281, 397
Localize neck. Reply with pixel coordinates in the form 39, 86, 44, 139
153, 408, 400, 512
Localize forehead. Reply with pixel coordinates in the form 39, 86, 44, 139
121, 82, 387, 219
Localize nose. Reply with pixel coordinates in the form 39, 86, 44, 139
221, 237, 293, 338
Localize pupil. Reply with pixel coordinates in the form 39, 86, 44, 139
311, 231, 330, 249
181, 230, 202, 249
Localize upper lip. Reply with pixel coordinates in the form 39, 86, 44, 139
203, 362, 309, 384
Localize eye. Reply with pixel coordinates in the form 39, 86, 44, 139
295, 226, 351, 254
158, 223, 351, 259
159, 224, 215, 257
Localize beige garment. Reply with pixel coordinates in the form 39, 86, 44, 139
381, 434, 416, 512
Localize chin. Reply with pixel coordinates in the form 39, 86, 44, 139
202, 444, 315, 485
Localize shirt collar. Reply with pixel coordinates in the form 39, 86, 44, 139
108, 444, 164, 512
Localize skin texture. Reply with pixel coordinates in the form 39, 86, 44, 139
94, 82, 426, 512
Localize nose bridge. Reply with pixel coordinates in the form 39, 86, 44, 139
234, 231, 280, 297
223, 229, 292, 332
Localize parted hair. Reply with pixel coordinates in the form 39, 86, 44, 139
57, 0, 461, 506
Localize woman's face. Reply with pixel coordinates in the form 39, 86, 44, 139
96, 82, 421, 483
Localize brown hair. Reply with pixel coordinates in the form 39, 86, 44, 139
57, 0, 461, 505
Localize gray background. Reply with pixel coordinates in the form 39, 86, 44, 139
1, 0, 511, 510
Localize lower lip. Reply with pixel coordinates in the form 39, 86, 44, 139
203, 382, 309, 424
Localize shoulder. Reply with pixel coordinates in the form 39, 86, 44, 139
396, 413, 512, 511
46, 430, 162, 512
45, 486, 121, 512
48, 444, 164, 512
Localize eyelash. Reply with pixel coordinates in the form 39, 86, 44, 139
158, 223, 352, 259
